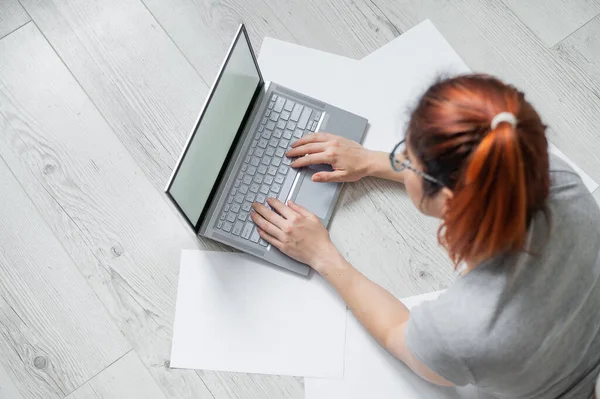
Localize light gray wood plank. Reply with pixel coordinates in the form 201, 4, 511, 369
140, 0, 400, 83
0, 0, 30, 40
0, 156, 130, 396
0, 23, 215, 399
67, 351, 167, 399
502, 0, 600, 47
369, 0, 600, 185
195, 371, 303, 399
0, 356, 25, 399
19, 0, 206, 189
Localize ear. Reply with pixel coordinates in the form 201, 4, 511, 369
439, 187, 454, 217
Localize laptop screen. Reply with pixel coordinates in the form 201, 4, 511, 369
166, 26, 261, 229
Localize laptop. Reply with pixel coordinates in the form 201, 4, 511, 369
165, 24, 368, 275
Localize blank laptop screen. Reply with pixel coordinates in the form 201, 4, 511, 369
167, 29, 260, 228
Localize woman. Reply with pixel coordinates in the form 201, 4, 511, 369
251, 75, 600, 398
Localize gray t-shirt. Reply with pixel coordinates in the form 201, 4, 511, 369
406, 154, 600, 399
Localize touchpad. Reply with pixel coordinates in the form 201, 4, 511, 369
294, 169, 339, 220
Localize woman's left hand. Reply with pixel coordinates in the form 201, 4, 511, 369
251, 198, 338, 269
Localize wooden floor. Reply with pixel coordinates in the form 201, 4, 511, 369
0, 0, 599, 398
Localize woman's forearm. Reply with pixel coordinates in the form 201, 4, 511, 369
313, 250, 410, 350
366, 150, 406, 182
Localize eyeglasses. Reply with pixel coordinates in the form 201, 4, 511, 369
389, 139, 446, 186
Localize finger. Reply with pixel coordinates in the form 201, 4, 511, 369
291, 132, 332, 148
312, 170, 346, 182
257, 228, 283, 250
252, 202, 286, 229
287, 200, 317, 219
286, 142, 327, 157
291, 152, 331, 168
250, 211, 284, 240
267, 197, 297, 220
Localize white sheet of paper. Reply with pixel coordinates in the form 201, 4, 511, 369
170, 250, 346, 378
305, 291, 492, 399
259, 19, 598, 192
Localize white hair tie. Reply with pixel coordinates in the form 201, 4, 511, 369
491, 112, 517, 129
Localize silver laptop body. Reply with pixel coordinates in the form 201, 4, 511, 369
165, 24, 368, 275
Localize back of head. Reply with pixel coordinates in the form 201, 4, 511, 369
407, 74, 550, 266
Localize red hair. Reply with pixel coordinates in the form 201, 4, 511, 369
407, 75, 550, 266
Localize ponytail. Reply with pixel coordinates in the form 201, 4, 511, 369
408, 74, 550, 267
442, 121, 528, 265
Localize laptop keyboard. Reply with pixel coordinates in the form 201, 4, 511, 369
215, 93, 322, 246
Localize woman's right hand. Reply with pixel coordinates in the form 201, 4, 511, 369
286, 133, 374, 183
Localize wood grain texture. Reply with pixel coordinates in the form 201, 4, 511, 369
0, 344, 26, 399
0, 23, 216, 399
0, 156, 130, 397
502, 0, 600, 47
67, 351, 167, 399
0, 0, 30, 40
369, 0, 600, 185
140, 0, 400, 83
18, 0, 206, 190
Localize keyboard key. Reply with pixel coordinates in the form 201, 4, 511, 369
298, 108, 313, 129
226, 212, 236, 223
234, 179, 241, 188
259, 125, 264, 132
275, 174, 285, 184
225, 204, 231, 212
262, 117, 268, 125
246, 192, 256, 202
238, 185, 248, 195
311, 121, 318, 131
283, 130, 293, 139
243, 175, 252, 185
274, 97, 286, 112
279, 139, 289, 148
258, 139, 268, 148
220, 211, 227, 220
271, 183, 281, 193
217, 220, 223, 229
260, 184, 270, 195
227, 196, 233, 204
278, 165, 289, 174
231, 203, 241, 213
269, 138, 279, 147
273, 129, 283, 138
276, 120, 286, 129
267, 166, 278, 175
242, 164, 248, 172
258, 164, 268, 174
275, 147, 286, 158
284, 99, 295, 112
250, 183, 259, 193
259, 238, 268, 247
261, 130, 272, 139
251, 139, 258, 148
286, 121, 296, 130
223, 221, 233, 232
272, 94, 278, 101
256, 193, 267, 203
253, 174, 263, 184
293, 129, 303, 138
281, 111, 290, 120
264, 175, 274, 185
234, 193, 245, 203
248, 147, 255, 157
314, 111, 322, 120
266, 121, 276, 130
233, 221, 244, 236
291, 103, 303, 121
261, 156, 271, 165
250, 228, 260, 243
238, 211, 248, 221
241, 222, 254, 239
271, 157, 281, 167
247, 166, 257, 175
268, 101, 274, 109
242, 201, 252, 212
266, 110, 271, 117
269, 112, 279, 121
230, 187, 237, 196
245, 155, 250, 164
283, 157, 292, 165
255, 132, 262, 140
250, 157, 260, 167
255, 148, 265, 157
266, 146, 275, 157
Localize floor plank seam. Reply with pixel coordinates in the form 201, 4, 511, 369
0, 19, 31, 41
552, 10, 600, 49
